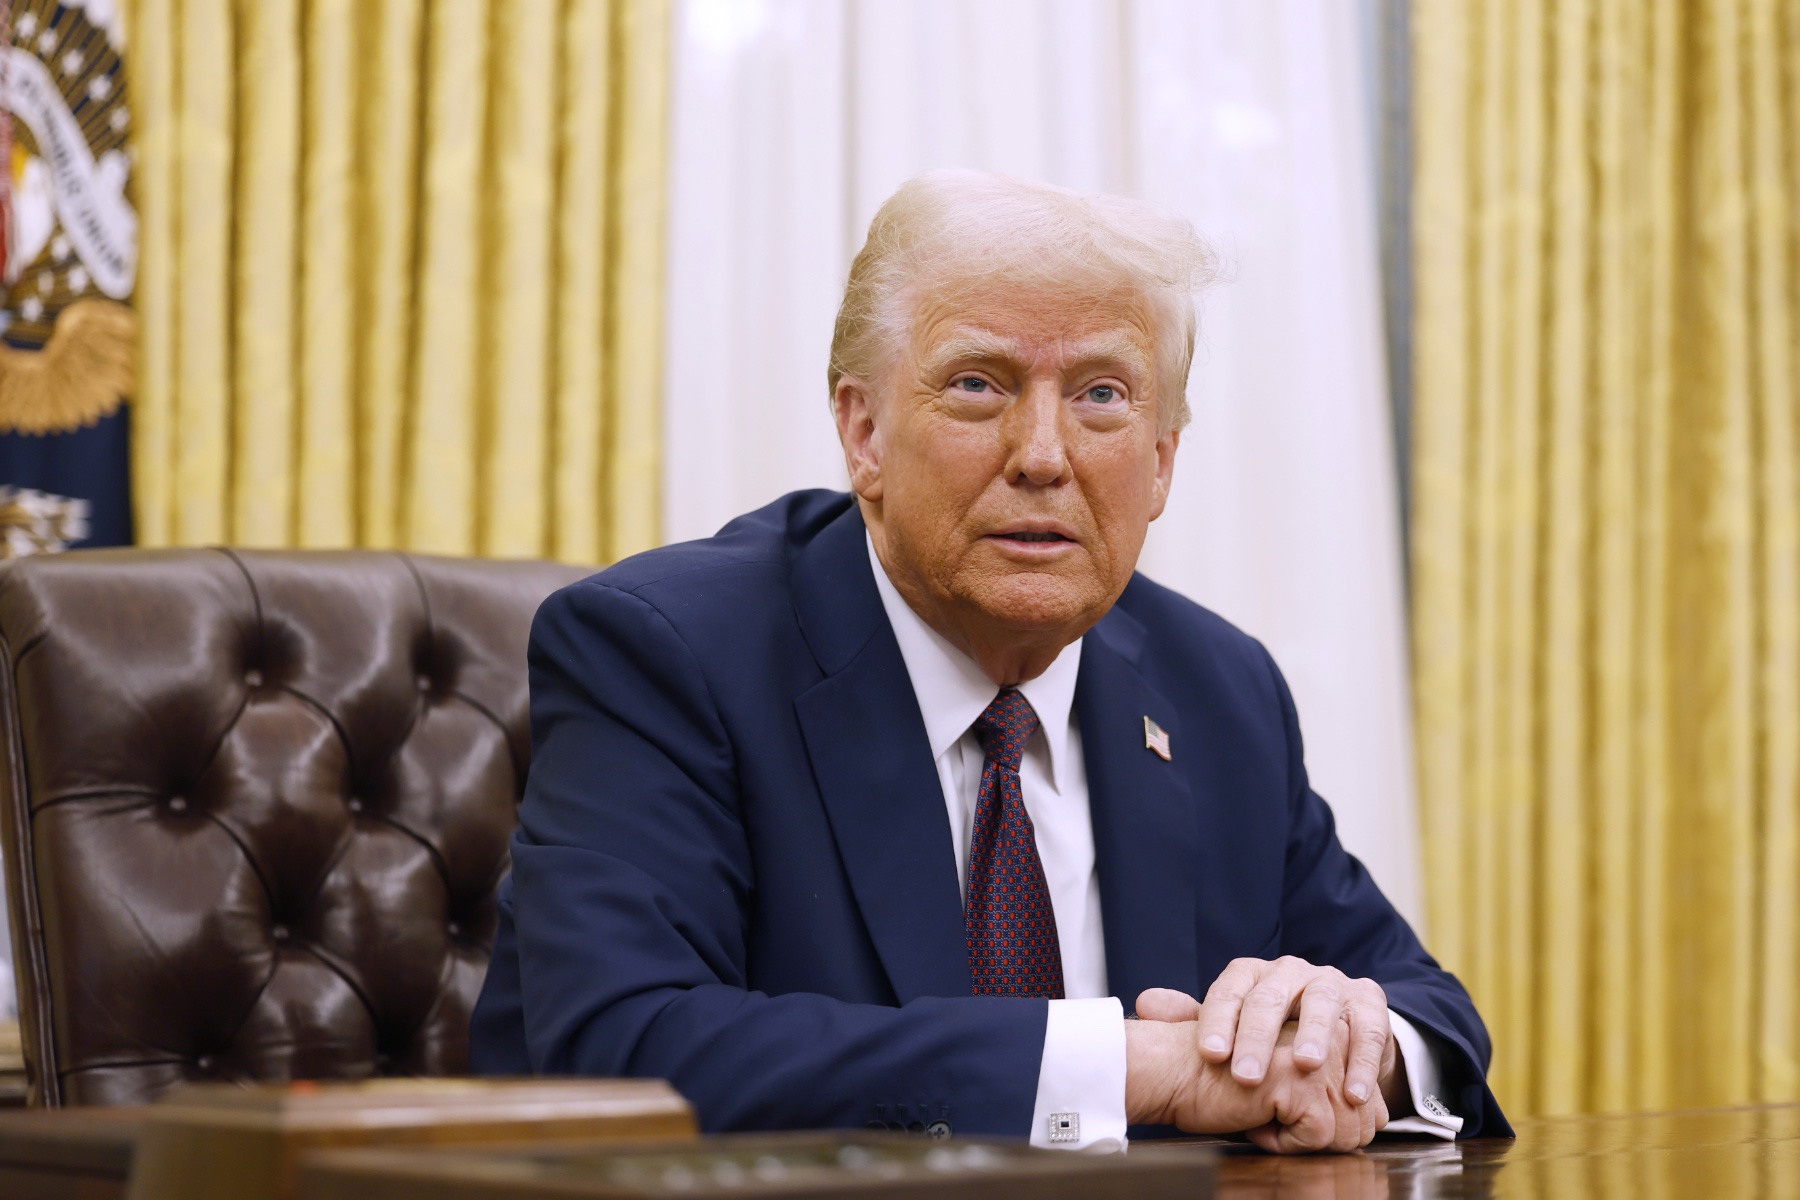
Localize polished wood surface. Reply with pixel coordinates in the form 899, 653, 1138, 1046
299, 1132, 1216, 1199
8, 1101, 1800, 1198
1193, 1103, 1800, 1198
0, 1106, 139, 1200
126, 1078, 697, 1200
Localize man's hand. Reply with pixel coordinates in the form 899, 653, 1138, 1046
1124, 1004, 1386, 1152
1188, 957, 1400, 1107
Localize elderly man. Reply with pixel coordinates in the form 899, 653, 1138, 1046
472, 171, 1508, 1150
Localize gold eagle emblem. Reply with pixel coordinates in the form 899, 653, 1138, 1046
0, 297, 135, 434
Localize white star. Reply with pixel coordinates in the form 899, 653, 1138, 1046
110, 107, 130, 131
62, 51, 83, 76
36, 30, 56, 55
68, 266, 90, 292
17, 14, 37, 39
50, 236, 71, 261
88, 75, 112, 101
20, 298, 43, 322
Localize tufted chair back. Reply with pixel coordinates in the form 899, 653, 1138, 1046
0, 548, 587, 1107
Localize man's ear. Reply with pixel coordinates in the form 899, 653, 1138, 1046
834, 376, 885, 502
1148, 426, 1180, 521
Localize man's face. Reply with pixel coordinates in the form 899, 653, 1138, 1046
837, 273, 1180, 661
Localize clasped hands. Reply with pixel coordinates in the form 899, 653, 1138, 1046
1124, 956, 1403, 1153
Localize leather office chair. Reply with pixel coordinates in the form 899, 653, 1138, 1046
0, 549, 586, 1106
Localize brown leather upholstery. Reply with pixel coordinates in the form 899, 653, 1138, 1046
0, 548, 586, 1107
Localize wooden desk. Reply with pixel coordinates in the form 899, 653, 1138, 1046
0, 1106, 138, 1199
8, 1102, 1800, 1198
1196, 1103, 1800, 1198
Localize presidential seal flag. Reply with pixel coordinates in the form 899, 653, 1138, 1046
0, 0, 136, 556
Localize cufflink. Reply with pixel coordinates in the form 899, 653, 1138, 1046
1048, 1112, 1080, 1144
1422, 1095, 1452, 1119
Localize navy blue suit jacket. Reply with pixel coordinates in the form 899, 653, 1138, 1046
471, 490, 1508, 1139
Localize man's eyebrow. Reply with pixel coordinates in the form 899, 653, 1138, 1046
1060, 335, 1152, 375
918, 332, 1021, 369
919, 331, 1153, 376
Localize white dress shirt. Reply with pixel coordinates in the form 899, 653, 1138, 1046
867, 536, 1463, 1148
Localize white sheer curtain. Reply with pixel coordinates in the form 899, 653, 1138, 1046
664, 0, 1422, 930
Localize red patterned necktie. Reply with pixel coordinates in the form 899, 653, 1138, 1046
965, 687, 1065, 998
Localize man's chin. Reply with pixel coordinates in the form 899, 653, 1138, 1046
958, 573, 1108, 637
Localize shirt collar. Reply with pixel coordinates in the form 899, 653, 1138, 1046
867, 533, 1081, 791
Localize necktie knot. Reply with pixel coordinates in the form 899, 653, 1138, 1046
973, 687, 1038, 775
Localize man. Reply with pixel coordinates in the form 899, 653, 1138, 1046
472, 170, 1508, 1151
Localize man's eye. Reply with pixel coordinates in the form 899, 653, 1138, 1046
955, 377, 990, 393
1088, 385, 1119, 403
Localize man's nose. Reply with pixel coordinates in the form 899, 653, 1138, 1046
1004, 380, 1071, 486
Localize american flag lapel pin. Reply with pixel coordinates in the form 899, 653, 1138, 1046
1143, 716, 1172, 761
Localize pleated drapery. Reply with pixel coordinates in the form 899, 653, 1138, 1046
1412, 0, 1799, 1116
126, 0, 669, 561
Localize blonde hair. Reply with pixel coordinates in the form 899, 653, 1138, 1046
828, 169, 1218, 433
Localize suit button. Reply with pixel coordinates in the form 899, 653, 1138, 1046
926, 1120, 952, 1140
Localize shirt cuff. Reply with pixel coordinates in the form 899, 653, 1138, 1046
1383, 1010, 1465, 1139
1028, 997, 1128, 1152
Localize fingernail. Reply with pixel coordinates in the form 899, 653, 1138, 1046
1236, 1058, 1262, 1081
1348, 1082, 1370, 1103
1297, 1042, 1321, 1062
1202, 1036, 1227, 1054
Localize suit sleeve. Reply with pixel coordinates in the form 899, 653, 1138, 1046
1259, 646, 1512, 1138
498, 580, 1046, 1135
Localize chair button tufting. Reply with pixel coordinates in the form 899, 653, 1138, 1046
167, 796, 188, 814
347, 798, 363, 814
244, 668, 264, 688
195, 1055, 215, 1073
446, 921, 462, 939
416, 674, 432, 694
271, 925, 290, 943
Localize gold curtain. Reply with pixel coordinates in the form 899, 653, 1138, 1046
1413, 0, 1800, 1116
123, 0, 668, 561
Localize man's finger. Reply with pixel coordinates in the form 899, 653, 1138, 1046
1244, 1120, 1286, 1155
1229, 959, 1307, 1084
1134, 987, 1202, 1023
1288, 977, 1347, 1073
1334, 1080, 1385, 1152
1263, 1092, 1336, 1154
1342, 991, 1391, 1105
1196, 959, 1267, 1063
1361, 1091, 1390, 1147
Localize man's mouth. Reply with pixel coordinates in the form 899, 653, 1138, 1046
989, 527, 1078, 547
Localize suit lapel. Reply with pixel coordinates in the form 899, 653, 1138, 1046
791, 507, 972, 1003
1077, 606, 1202, 1007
